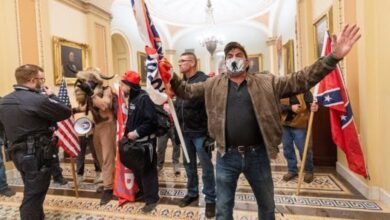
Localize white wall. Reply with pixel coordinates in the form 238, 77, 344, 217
48, 0, 87, 43
276, 0, 296, 42
312, 0, 333, 20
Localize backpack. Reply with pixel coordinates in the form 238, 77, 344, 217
137, 93, 171, 137
154, 104, 171, 137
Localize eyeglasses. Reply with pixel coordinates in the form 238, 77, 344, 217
178, 59, 193, 64
34, 77, 46, 83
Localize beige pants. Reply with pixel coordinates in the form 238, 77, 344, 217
93, 120, 116, 189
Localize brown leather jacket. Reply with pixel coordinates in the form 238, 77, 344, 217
170, 54, 340, 159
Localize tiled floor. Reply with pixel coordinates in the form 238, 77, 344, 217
1, 146, 390, 219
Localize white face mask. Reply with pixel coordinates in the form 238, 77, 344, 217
225, 58, 246, 77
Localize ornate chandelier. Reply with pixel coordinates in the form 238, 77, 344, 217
200, 0, 223, 56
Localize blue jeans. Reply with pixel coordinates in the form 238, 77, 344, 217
282, 126, 314, 174
0, 139, 9, 191
216, 145, 275, 220
183, 135, 216, 204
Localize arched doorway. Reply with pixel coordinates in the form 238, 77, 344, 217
111, 32, 130, 76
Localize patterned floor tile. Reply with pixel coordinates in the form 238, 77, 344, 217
0, 193, 355, 220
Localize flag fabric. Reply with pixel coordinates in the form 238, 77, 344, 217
131, 0, 168, 104
54, 79, 80, 157
113, 87, 138, 205
316, 32, 368, 177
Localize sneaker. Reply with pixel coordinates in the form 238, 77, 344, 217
205, 203, 216, 218
178, 195, 199, 207
141, 202, 158, 213
173, 164, 180, 176
77, 175, 85, 183
304, 172, 314, 183
53, 177, 68, 185
282, 172, 298, 182
0, 187, 16, 197
100, 189, 113, 205
94, 171, 103, 184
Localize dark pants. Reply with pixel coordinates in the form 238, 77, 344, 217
183, 135, 216, 203
12, 148, 51, 220
133, 138, 159, 204
76, 135, 101, 175
51, 153, 64, 181
157, 126, 180, 168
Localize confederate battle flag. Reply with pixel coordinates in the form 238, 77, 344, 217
316, 32, 368, 178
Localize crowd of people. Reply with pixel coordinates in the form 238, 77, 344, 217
0, 24, 360, 220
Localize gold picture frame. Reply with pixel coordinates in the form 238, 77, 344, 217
283, 40, 295, 74
137, 51, 147, 86
313, 7, 333, 58
248, 54, 263, 74
53, 37, 89, 85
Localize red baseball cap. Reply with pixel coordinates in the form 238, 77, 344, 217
121, 70, 141, 85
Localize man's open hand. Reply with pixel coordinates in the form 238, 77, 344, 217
331, 24, 361, 59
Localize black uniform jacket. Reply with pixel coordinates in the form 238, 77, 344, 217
0, 85, 71, 144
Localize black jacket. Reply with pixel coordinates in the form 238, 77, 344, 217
0, 86, 72, 144
125, 90, 157, 138
175, 71, 208, 136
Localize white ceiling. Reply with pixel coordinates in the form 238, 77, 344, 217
109, 0, 285, 48
94, 0, 295, 72
144, 0, 276, 26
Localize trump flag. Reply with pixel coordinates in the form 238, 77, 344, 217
131, 0, 169, 104
113, 87, 138, 205
316, 32, 368, 178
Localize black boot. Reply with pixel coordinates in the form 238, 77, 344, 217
100, 189, 113, 205
205, 203, 216, 218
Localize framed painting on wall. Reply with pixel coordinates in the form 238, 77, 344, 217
248, 54, 263, 74
283, 40, 295, 74
53, 37, 89, 85
314, 7, 333, 58
137, 51, 147, 86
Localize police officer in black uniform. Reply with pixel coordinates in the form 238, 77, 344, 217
0, 64, 71, 220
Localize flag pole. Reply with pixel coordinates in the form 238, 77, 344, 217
296, 81, 319, 195
61, 77, 80, 198
295, 108, 315, 195
70, 156, 79, 198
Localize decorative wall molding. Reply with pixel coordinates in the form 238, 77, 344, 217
14, 0, 22, 65
56, 0, 112, 21
336, 162, 390, 208
35, 0, 44, 67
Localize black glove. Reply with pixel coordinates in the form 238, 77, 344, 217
87, 81, 98, 90
76, 82, 94, 96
